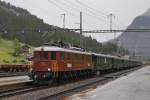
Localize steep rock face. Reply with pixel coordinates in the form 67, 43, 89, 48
117, 9, 150, 57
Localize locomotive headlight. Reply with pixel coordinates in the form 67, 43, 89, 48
48, 68, 51, 71
30, 68, 33, 72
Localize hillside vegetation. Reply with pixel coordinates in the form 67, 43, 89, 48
0, 1, 128, 64
0, 38, 27, 64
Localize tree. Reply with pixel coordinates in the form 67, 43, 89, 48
13, 38, 21, 56
0, 34, 2, 43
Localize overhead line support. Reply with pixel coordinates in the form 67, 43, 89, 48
80, 12, 83, 35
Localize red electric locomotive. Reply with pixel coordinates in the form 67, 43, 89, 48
31, 46, 93, 83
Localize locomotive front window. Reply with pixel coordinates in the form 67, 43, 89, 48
51, 52, 56, 60
34, 52, 49, 60
34, 52, 41, 60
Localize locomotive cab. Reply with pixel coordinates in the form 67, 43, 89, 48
33, 51, 57, 72
31, 48, 59, 83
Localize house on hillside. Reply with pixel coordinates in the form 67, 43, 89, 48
20, 45, 30, 54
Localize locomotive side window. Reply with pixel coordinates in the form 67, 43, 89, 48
61, 52, 65, 60
34, 52, 49, 60
67, 53, 71, 60
78, 54, 81, 62
82, 55, 84, 62
43, 52, 48, 60
51, 52, 56, 60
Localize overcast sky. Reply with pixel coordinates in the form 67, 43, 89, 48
2, 0, 150, 42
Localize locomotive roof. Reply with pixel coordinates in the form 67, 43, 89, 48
35, 46, 91, 55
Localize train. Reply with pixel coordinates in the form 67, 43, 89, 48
30, 45, 142, 84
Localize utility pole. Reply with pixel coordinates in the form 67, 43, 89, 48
108, 13, 117, 55
80, 12, 82, 35
108, 13, 115, 31
108, 13, 116, 40
61, 13, 66, 28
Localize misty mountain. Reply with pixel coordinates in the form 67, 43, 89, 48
117, 8, 150, 58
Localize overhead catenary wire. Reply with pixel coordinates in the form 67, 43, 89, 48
47, 0, 101, 30
77, 1, 123, 29
115, 17, 128, 29
48, 0, 79, 20
53, 0, 112, 31
1, 28, 150, 34
64, 0, 126, 29
47, 0, 126, 31
53, 0, 108, 24
75, 0, 108, 17
62, 0, 108, 22
75, 0, 127, 29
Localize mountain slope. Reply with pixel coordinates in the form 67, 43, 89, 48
0, 1, 126, 55
117, 9, 150, 58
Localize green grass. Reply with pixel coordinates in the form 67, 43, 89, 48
0, 39, 33, 64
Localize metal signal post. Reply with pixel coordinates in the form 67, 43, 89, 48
108, 13, 115, 31
80, 12, 83, 35
61, 13, 66, 29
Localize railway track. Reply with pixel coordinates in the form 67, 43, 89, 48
0, 66, 142, 100
0, 72, 28, 78
0, 82, 32, 97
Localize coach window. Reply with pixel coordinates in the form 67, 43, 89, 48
99, 57, 102, 64
61, 53, 65, 60
98, 57, 100, 64
51, 52, 56, 60
104, 58, 107, 64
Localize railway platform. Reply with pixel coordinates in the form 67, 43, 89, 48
0, 76, 31, 86
68, 66, 150, 100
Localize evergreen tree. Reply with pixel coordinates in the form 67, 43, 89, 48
13, 38, 21, 56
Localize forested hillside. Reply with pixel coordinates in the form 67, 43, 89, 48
0, 1, 127, 55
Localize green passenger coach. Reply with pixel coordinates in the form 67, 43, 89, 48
92, 54, 113, 72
